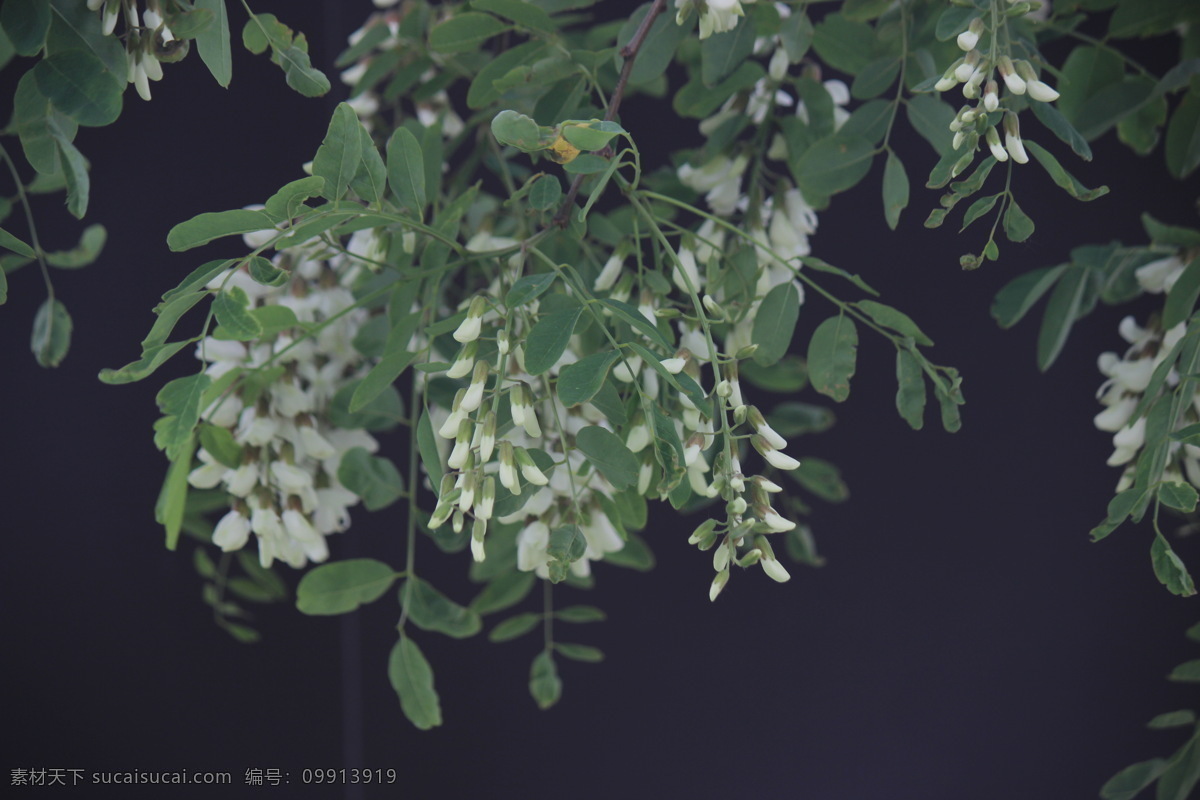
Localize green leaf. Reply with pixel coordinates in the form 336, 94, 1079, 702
404, 577, 482, 638
164, 9, 216, 40
787, 457, 849, 502
1025, 140, 1110, 201
389, 636, 442, 729
779, 10, 813, 62
1143, 214, 1200, 248
1002, 199, 1036, 243
1150, 711, 1197, 729
751, 282, 801, 366
960, 192, 1000, 231
560, 119, 626, 151
489, 612, 541, 642
386, 128, 427, 215
558, 350, 620, 406
1170, 661, 1200, 682
529, 651, 561, 709
525, 298, 583, 374
351, 351, 416, 414
1157, 729, 1200, 800
338, 446, 404, 511
895, 348, 926, 430
167, 208, 275, 252
851, 57, 899, 100
555, 642, 604, 662
154, 373, 211, 460
529, 175, 563, 211
350, 125, 387, 206
767, 401, 834, 436
555, 605, 606, 623
296, 558, 397, 615
1030, 100, 1093, 161
1152, 532, 1197, 597
0, 268, 7, 305
198, 423, 242, 468
618, 3, 689, 86
506, 272, 557, 308
905, 94, 956, 156
470, 570, 536, 615
0, 226, 35, 258
603, 533, 655, 571
575, 425, 638, 490
194, 0, 232, 86
600, 297, 672, 348
856, 299, 932, 346
1074, 76, 1156, 140
701, 15, 756, 86
882, 150, 909, 230
1100, 758, 1167, 800
741, 355, 807, 393
811, 12, 874, 75
51, 125, 88, 218
472, 0, 555, 32
430, 11, 509, 53
312, 103, 363, 202
264, 176, 325, 221
1164, 257, 1200, 330
34, 49, 122, 127
416, 409, 443, 485
44, 223, 105, 268
1161, 481, 1200, 513
991, 265, 1066, 329
155, 435, 195, 550
99, 340, 192, 385
1035, 265, 1086, 371
31, 297, 72, 367
2, 0, 50, 55
212, 287, 263, 341
807, 314, 858, 402
793, 134, 875, 199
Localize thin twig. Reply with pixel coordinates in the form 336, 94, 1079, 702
552, 0, 668, 227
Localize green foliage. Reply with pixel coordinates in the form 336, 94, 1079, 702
389, 636, 442, 729
296, 559, 397, 615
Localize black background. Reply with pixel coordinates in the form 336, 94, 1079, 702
4, 2, 1200, 798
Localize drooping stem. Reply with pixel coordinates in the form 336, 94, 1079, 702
0, 143, 54, 299
553, 0, 668, 227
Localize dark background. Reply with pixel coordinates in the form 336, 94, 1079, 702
3, 2, 1200, 798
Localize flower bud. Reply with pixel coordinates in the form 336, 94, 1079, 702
1004, 112, 1029, 164
713, 540, 731, 572
956, 17, 983, 52
998, 56, 1026, 95
709, 569, 730, 602
1026, 79, 1060, 103
661, 357, 687, 374
452, 296, 487, 343
983, 80, 1000, 112
476, 476, 496, 521
515, 447, 549, 485
447, 419, 473, 469
727, 496, 748, 516
689, 518, 718, 547
460, 360, 489, 413
498, 441, 520, 493
986, 125, 1009, 162
593, 254, 624, 291
749, 406, 788, 450
752, 434, 801, 471
769, 47, 789, 82
446, 340, 478, 379
758, 505, 797, 533
471, 517, 488, 562
497, 329, 510, 356
637, 458, 654, 495
477, 411, 497, 463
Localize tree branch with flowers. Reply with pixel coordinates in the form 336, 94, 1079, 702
2, 0, 1200, 793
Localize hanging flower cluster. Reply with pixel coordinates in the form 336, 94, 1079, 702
933, 0, 1060, 172
186, 232, 380, 569
674, 0, 755, 40
86, 0, 185, 101
1095, 254, 1200, 491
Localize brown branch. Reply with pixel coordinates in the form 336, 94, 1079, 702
551, 0, 668, 227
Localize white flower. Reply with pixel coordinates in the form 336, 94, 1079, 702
213, 509, 252, 551
517, 520, 551, 572
1026, 80, 1060, 103
760, 555, 791, 583
1136, 255, 1186, 294
593, 254, 624, 291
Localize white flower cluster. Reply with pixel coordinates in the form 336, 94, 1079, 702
339, 7, 464, 137
934, 0, 1059, 169
675, 0, 756, 40
1095, 254, 1200, 490
187, 233, 379, 569
425, 287, 627, 579
86, 0, 179, 101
